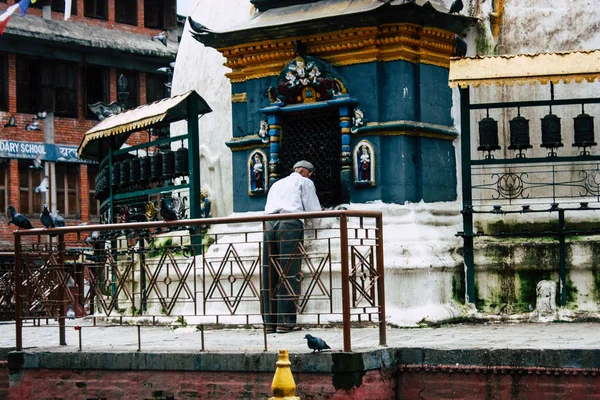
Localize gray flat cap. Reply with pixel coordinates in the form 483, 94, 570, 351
293, 160, 315, 173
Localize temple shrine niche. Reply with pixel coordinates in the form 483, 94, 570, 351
194, 0, 474, 210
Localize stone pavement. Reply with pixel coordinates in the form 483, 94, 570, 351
1, 319, 599, 356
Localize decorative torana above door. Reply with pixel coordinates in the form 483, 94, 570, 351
268, 56, 347, 105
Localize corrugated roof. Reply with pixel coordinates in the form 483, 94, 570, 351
4, 12, 177, 59
77, 91, 212, 160
448, 49, 600, 88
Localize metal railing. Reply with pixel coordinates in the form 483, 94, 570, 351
13, 210, 386, 352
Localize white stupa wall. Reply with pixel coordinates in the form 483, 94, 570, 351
166, 0, 600, 326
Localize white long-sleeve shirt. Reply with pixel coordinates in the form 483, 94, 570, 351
264, 172, 321, 215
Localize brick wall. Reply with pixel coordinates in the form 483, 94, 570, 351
8, 369, 395, 400
0, 1, 171, 246
8, 365, 600, 399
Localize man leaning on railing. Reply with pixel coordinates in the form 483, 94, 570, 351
262, 160, 321, 334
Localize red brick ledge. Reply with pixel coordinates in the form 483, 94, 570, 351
399, 364, 600, 376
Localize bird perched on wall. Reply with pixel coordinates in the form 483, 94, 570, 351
66, 305, 75, 320
151, 31, 168, 47
35, 111, 47, 120
35, 176, 49, 193
8, 205, 33, 230
3, 115, 16, 128
52, 210, 66, 228
455, 34, 467, 57
449, 0, 463, 14
188, 16, 212, 34
25, 120, 41, 131
160, 198, 178, 221
40, 204, 55, 229
304, 334, 331, 353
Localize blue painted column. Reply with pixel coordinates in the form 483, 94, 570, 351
339, 105, 352, 203
268, 113, 282, 185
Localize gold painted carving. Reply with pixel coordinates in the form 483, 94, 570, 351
490, 0, 505, 40
231, 93, 247, 103
218, 24, 456, 83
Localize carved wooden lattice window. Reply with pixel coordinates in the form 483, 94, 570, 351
279, 109, 341, 207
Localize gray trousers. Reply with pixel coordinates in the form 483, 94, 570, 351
262, 219, 304, 328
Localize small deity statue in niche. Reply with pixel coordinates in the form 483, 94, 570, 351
251, 153, 265, 191
358, 145, 371, 182
258, 120, 269, 143
351, 107, 365, 133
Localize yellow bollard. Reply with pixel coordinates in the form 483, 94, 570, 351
269, 349, 300, 400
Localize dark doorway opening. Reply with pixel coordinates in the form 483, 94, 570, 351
279, 109, 341, 208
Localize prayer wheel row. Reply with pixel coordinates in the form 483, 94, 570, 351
95, 147, 189, 199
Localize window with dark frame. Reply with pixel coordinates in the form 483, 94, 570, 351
16, 56, 78, 117
116, 69, 140, 110
0, 159, 7, 218
0, 53, 7, 111
146, 73, 167, 104
84, 0, 107, 20
85, 65, 109, 119
55, 163, 80, 218
115, 0, 137, 25
144, 0, 176, 30
87, 164, 100, 217
51, 0, 77, 15
18, 160, 43, 217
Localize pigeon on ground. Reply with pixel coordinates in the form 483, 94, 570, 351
52, 210, 66, 228
66, 305, 75, 320
304, 334, 331, 353
8, 205, 33, 230
40, 204, 55, 228
160, 198, 178, 221
35, 176, 49, 193
449, 0, 463, 14
151, 31, 167, 47
455, 34, 467, 57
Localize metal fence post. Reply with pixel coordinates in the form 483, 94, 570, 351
339, 213, 351, 352
14, 234, 22, 351
58, 233, 66, 346
376, 214, 387, 347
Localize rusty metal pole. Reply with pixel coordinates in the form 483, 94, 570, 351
339, 214, 351, 352
14, 234, 22, 351
375, 214, 387, 347
58, 234, 66, 346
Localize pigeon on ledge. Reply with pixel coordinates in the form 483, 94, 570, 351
304, 334, 331, 353
40, 204, 55, 229
449, 0, 463, 14
8, 205, 33, 230
160, 198, 178, 221
52, 210, 66, 228
66, 305, 75, 320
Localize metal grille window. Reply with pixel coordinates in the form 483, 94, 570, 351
18, 160, 43, 217
87, 164, 99, 217
279, 109, 341, 207
85, 65, 109, 119
144, 0, 176, 30
56, 163, 80, 218
115, 0, 137, 25
84, 0, 107, 20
